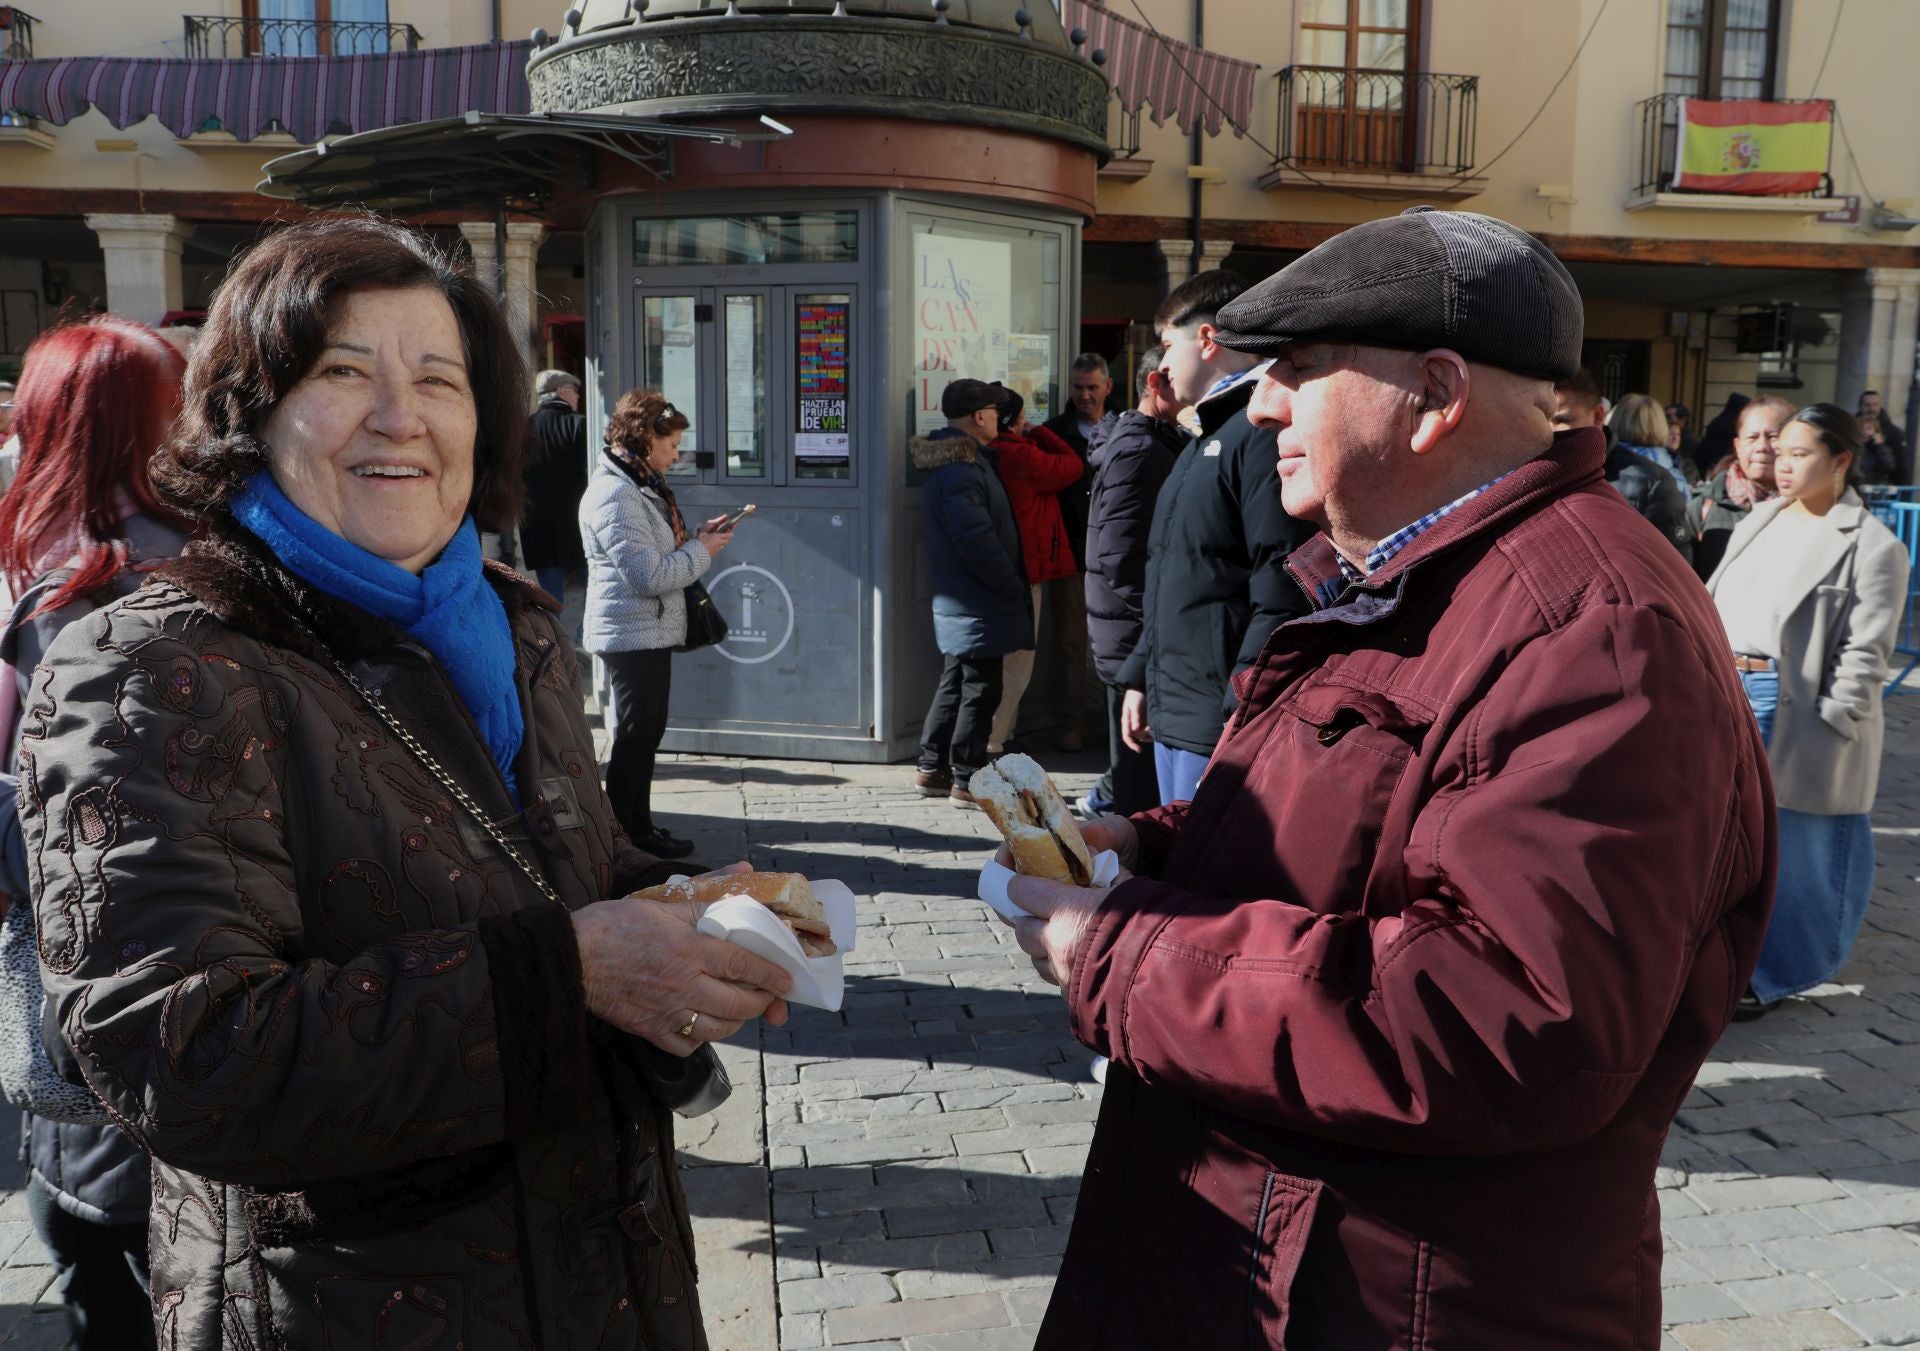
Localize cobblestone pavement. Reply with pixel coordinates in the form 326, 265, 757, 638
10, 695, 1920, 1348
657, 691, 1920, 1351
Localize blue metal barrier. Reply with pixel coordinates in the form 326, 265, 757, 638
1883, 501, 1920, 692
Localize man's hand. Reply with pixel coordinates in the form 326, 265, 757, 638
1121, 688, 1152, 752
1001, 873, 1118, 989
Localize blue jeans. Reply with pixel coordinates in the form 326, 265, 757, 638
1741, 670, 1877, 1002
1153, 743, 1209, 806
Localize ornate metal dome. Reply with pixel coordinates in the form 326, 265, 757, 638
527, 0, 1110, 155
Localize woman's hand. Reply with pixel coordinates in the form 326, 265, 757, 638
572, 898, 791, 1055
695, 517, 735, 558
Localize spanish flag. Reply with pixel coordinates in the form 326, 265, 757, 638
1672, 98, 1833, 195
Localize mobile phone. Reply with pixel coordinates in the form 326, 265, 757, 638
716, 503, 757, 530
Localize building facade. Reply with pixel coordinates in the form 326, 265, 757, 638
1089, 0, 1920, 426
1, 0, 1917, 756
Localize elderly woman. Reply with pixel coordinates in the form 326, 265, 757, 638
582, 389, 734, 860
18, 216, 791, 1348
1707, 403, 1911, 1018
1608, 393, 1689, 499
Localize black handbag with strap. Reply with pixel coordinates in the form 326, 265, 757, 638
676, 580, 728, 653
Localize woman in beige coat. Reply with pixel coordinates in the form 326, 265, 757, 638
1707, 402, 1912, 1017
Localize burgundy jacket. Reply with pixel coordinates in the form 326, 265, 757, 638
987, 425, 1085, 585
1040, 429, 1775, 1350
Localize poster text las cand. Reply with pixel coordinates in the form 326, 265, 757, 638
914, 233, 1011, 436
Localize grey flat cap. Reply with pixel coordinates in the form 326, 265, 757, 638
1213, 206, 1583, 381
534, 368, 582, 397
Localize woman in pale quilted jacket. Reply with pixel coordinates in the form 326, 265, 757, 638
580, 389, 734, 859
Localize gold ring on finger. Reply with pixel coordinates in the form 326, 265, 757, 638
680, 1011, 699, 1040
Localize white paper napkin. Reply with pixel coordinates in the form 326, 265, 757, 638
976, 850, 1122, 923
672, 877, 859, 1013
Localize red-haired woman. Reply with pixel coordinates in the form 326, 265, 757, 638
0, 316, 189, 1350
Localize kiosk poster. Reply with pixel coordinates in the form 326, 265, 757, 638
914, 233, 1011, 435
1006, 334, 1053, 425
796, 298, 850, 464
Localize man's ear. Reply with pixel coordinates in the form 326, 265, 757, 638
1195, 322, 1219, 361
1410, 350, 1469, 456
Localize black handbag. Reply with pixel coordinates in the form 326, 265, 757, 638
676, 580, 728, 653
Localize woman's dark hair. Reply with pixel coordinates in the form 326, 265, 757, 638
995, 384, 1024, 429
0, 318, 190, 616
1784, 402, 1866, 492
152, 214, 526, 530
604, 388, 690, 452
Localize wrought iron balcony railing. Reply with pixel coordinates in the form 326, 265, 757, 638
1274, 66, 1478, 176
182, 14, 422, 59
0, 8, 38, 62
1633, 93, 1833, 197
1109, 95, 1142, 160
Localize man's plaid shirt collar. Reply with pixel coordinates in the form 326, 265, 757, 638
1333, 470, 1517, 584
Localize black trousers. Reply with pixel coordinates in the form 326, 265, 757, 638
25, 1176, 153, 1351
918, 654, 1004, 782
1099, 680, 1161, 816
602, 647, 674, 839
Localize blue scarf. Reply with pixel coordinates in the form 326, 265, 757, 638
231, 473, 524, 805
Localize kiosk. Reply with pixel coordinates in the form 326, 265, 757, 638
269, 0, 1110, 760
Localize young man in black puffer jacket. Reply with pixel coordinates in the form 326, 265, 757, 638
1115, 271, 1316, 806
1081, 345, 1191, 816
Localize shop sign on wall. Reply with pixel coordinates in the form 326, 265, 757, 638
914, 233, 1011, 435
796, 298, 851, 466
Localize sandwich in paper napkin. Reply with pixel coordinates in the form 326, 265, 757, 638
977, 850, 1123, 923
653, 873, 858, 1012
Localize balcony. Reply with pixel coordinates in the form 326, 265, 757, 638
1629, 94, 1849, 216
0, 8, 52, 148
1099, 94, 1151, 182
0, 6, 35, 60
182, 14, 422, 59
1260, 66, 1485, 201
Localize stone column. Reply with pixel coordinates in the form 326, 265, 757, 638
460, 220, 547, 368
1198, 240, 1235, 273
1838, 268, 1920, 413
83, 213, 193, 325
1154, 239, 1195, 295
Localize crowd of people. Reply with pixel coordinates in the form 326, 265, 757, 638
0, 201, 1911, 1345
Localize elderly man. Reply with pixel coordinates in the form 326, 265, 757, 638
1036, 353, 1115, 752
1006, 207, 1775, 1348
525, 369, 590, 630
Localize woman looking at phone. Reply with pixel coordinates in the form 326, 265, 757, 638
582, 388, 735, 858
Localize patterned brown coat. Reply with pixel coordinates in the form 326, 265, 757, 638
20, 524, 707, 1350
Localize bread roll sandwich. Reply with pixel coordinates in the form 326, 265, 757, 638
969, 754, 1094, 887
634, 870, 837, 957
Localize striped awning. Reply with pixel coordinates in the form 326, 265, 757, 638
0, 39, 531, 144
1064, 0, 1257, 138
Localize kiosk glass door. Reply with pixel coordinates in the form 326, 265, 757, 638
629, 277, 867, 742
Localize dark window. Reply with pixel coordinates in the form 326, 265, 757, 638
1665, 0, 1780, 101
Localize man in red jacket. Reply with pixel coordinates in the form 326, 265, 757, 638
1003, 207, 1776, 1348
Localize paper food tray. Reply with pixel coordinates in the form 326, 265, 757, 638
677, 877, 859, 1012
976, 850, 1122, 922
